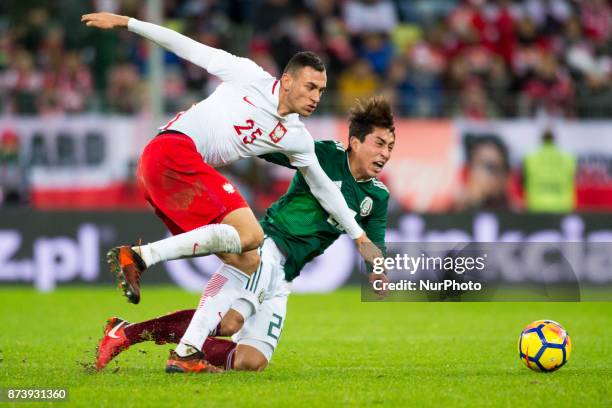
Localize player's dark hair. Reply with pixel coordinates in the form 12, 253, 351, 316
347, 96, 395, 151
283, 51, 326, 75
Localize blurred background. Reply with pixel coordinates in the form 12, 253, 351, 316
1, 0, 611, 293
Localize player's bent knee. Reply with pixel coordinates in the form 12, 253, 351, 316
217, 249, 261, 276
241, 227, 264, 252
219, 312, 244, 336
221, 208, 263, 251
233, 344, 269, 372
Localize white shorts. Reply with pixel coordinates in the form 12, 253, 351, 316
232, 236, 291, 361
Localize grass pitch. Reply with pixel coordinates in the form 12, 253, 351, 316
0, 286, 611, 407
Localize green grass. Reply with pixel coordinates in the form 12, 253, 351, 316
0, 287, 611, 407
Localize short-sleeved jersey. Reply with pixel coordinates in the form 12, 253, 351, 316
162, 50, 316, 168
259, 141, 389, 281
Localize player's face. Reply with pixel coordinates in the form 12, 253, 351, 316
283, 67, 327, 117
349, 127, 395, 178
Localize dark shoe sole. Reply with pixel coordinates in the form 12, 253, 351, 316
106, 248, 140, 304
165, 364, 186, 373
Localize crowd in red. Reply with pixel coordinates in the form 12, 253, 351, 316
0, 0, 610, 118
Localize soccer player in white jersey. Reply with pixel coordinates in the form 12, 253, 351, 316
82, 12, 381, 371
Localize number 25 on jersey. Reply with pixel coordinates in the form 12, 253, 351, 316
234, 119, 261, 144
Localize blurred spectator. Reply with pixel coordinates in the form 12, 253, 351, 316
386, 36, 445, 116
580, 0, 611, 44
19, 8, 51, 53
523, 129, 576, 213
395, 0, 457, 25
485, 57, 512, 114
287, 10, 323, 54
337, 59, 379, 113
344, 0, 398, 35
576, 71, 612, 118
452, 79, 499, 119
1, 49, 43, 114
486, 0, 520, 65
523, 0, 572, 34
37, 25, 65, 73
105, 62, 144, 114
248, 38, 279, 79
519, 52, 574, 117
446, 0, 491, 52
455, 135, 511, 211
163, 66, 188, 114
252, 0, 295, 35
52, 51, 94, 113
0, 128, 27, 206
357, 32, 394, 75
320, 17, 355, 76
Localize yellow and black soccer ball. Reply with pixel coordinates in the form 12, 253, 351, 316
518, 320, 571, 372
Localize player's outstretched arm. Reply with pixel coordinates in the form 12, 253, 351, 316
81, 12, 218, 70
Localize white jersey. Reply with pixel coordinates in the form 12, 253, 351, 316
162, 67, 314, 168
130, 19, 315, 169
127, 18, 364, 240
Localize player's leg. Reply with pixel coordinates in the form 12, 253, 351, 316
107, 132, 263, 304
133, 133, 263, 263
226, 241, 290, 371
177, 337, 266, 371
106, 296, 285, 373
220, 208, 264, 254
97, 239, 277, 371
96, 244, 267, 371
175, 242, 273, 361
163, 215, 263, 346
95, 309, 246, 371
230, 290, 289, 371
134, 207, 263, 268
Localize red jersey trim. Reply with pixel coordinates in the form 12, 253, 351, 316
272, 80, 279, 95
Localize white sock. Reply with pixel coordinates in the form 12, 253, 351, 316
178, 264, 251, 355
174, 342, 199, 357
133, 224, 241, 268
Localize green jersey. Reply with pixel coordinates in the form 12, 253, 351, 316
259, 141, 389, 282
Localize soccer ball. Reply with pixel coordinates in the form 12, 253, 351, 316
518, 320, 571, 372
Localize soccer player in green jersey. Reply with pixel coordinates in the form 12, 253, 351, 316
96, 96, 395, 373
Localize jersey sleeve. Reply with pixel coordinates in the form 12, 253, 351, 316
298, 160, 363, 240
362, 194, 389, 256
127, 18, 271, 83
313, 140, 344, 157
258, 141, 335, 169
284, 128, 318, 168
206, 51, 272, 83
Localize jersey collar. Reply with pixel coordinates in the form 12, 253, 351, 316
272, 79, 285, 119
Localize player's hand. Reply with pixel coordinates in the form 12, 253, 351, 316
368, 272, 389, 299
354, 233, 383, 265
81, 12, 130, 30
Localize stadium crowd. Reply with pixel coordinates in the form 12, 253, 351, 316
0, 0, 609, 211
0, 0, 610, 118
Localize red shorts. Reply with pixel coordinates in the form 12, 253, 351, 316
136, 132, 248, 235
